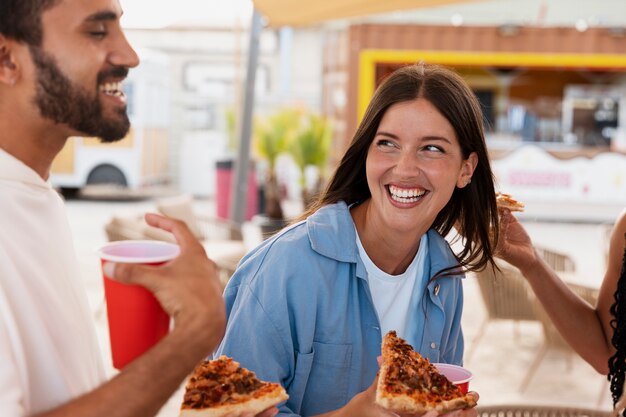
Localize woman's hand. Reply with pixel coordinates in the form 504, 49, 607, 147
336, 376, 402, 417
495, 208, 538, 270
224, 407, 279, 417
336, 372, 479, 417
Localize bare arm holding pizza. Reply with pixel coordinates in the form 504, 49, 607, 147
497, 208, 626, 374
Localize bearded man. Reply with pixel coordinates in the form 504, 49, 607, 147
0, 1, 276, 417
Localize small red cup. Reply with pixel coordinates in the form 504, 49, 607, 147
98, 240, 180, 369
434, 363, 473, 394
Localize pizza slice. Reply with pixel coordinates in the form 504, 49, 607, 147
375, 331, 477, 415
180, 355, 288, 417
496, 192, 525, 212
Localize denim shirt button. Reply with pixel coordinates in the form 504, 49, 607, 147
430, 342, 437, 349
434, 284, 441, 296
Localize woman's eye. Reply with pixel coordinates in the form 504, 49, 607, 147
423, 144, 444, 153
376, 139, 395, 148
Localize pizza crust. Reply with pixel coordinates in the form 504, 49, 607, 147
180, 384, 288, 417
376, 383, 476, 415
376, 390, 430, 414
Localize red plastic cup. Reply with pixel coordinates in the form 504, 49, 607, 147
98, 240, 180, 369
434, 363, 473, 394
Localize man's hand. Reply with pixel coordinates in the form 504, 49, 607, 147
106, 213, 226, 357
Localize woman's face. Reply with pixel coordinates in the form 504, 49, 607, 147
364, 98, 477, 235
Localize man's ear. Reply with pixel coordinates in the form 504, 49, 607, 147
0, 34, 20, 86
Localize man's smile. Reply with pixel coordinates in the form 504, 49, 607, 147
99, 80, 126, 104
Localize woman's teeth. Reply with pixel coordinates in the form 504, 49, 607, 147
388, 185, 426, 203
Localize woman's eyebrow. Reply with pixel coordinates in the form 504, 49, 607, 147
376, 131, 453, 144
375, 131, 399, 139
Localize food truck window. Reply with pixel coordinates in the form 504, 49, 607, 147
563, 85, 622, 148
475, 89, 495, 131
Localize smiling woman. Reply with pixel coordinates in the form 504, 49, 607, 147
214, 63, 498, 417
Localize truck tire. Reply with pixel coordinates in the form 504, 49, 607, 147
86, 164, 128, 187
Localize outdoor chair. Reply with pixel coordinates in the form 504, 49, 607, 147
104, 195, 252, 286
466, 258, 538, 362
535, 245, 576, 273
467, 245, 576, 361
520, 282, 604, 403
476, 405, 610, 417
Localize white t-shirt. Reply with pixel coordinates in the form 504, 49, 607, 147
356, 230, 428, 341
0, 149, 105, 416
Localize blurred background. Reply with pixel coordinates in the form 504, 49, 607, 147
54, 0, 626, 413
52, 0, 626, 221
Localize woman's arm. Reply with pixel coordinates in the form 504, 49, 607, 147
497, 209, 626, 374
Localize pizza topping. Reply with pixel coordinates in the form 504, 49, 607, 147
495, 192, 525, 212
181, 356, 273, 409
382, 332, 461, 400
376, 331, 476, 413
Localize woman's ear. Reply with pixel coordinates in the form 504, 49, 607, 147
0, 35, 19, 86
457, 152, 478, 188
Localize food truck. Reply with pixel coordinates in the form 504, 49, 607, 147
321, 23, 626, 211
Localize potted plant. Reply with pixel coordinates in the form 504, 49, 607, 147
289, 113, 333, 208
253, 108, 301, 234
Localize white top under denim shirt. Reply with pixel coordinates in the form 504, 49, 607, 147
356, 230, 428, 346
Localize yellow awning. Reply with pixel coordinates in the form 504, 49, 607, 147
252, 0, 480, 27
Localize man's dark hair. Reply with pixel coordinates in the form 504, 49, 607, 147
0, 0, 60, 46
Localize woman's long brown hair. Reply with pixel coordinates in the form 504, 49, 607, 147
299, 63, 499, 275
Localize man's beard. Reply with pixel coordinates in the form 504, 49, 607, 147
29, 46, 130, 143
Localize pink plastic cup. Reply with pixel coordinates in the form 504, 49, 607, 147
434, 363, 473, 394
98, 240, 180, 369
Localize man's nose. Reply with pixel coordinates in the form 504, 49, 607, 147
110, 32, 140, 69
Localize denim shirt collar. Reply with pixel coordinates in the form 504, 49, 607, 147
306, 201, 359, 264
305, 201, 464, 284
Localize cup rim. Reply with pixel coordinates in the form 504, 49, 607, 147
433, 363, 473, 384
97, 240, 180, 264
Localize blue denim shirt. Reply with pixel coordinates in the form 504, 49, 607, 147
215, 202, 465, 417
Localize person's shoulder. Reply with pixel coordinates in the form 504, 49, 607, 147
231, 221, 315, 280
426, 230, 456, 263
616, 209, 626, 231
